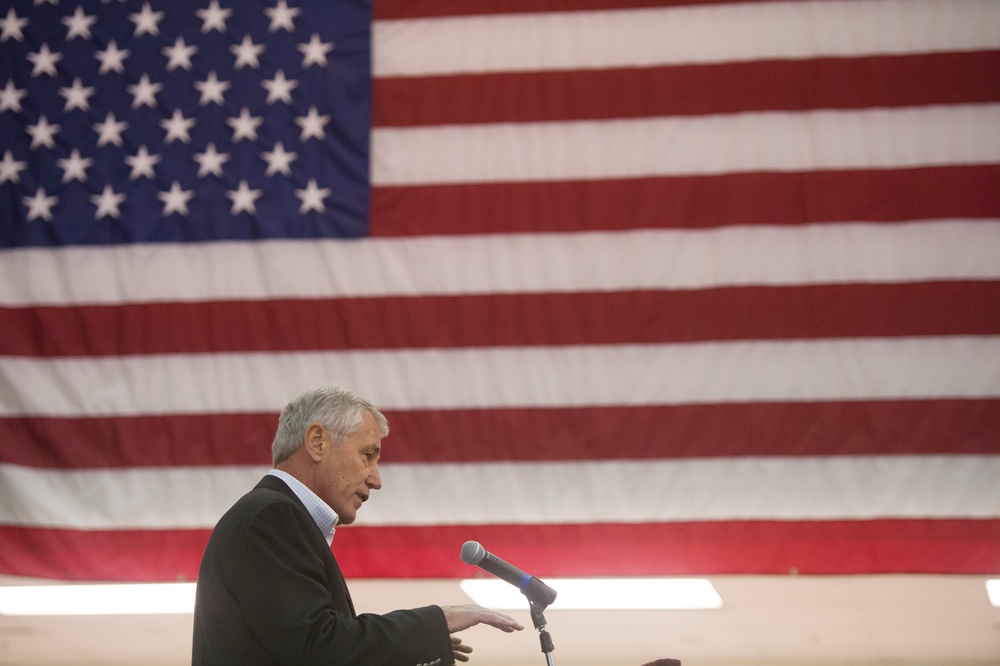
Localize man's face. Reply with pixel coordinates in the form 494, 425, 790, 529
314, 411, 382, 525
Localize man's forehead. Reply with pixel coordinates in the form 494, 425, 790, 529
361, 423, 382, 449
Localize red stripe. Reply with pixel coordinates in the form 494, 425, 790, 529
375, 52, 1000, 126
371, 166, 1000, 236
3, 520, 997, 580
374, 0, 766, 20
341, 521, 1000, 577
0, 526, 209, 582
385, 400, 1000, 463
3, 399, 997, 468
0, 413, 275, 469
3, 282, 998, 357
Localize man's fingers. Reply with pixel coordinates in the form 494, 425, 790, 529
482, 609, 523, 632
452, 635, 473, 662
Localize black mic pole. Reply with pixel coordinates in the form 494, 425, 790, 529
530, 599, 555, 666
461, 541, 556, 665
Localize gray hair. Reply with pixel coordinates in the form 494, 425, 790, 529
271, 385, 389, 466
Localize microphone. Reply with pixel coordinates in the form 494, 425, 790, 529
461, 540, 557, 608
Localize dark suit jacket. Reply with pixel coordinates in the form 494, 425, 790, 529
192, 475, 452, 665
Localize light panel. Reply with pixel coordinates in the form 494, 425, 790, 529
460, 577, 722, 610
0, 583, 196, 615
987, 579, 1000, 607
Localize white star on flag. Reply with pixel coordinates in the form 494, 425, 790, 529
161, 109, 195, 143
226, 180, 262, 215
295, 106, 329, 141
262, 70, 298, 104
27, 44, 62, 77
26, 116, 59, 149
0, 150, 27, 184
91, 185, 125, 220
195, 71, 230, 106
265, 0, 300, 32
23, 187, 57, 222
94, 113, 128, 147
298, 34, 333, 68
125, 145, 160, 180
95, 40, 129, 74
59, 78, 95, 112
62, 7, 97, 41
227, 107, 262, 142
231, 35, 264, 69
57, 149, 93, 183
0, 8, 28, 43
128, 74, 162, 108
193, 143, 229, 177
261, 142, 297, 176
158, 182, 194, 216
163, 36, 197, 71
196, 1, 232, 33
0, 80, 26, 112
130, 2, 164, 37
295, 178, 330, 213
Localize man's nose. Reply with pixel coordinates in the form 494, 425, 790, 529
368, 464, 382, 490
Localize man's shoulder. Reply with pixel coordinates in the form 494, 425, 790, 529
249, 473, 298, 502
213, 476, 306, 532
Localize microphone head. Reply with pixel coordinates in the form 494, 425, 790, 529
461, 540, 486, 565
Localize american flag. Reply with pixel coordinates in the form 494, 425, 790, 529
1, 0, 998, 583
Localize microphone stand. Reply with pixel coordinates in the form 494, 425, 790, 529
529, 599, 555, 666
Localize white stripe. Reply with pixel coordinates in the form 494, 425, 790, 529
1, 337, 997, 416
368, 456, 1000, 525
373, 0, 1000, 75
2, 456, 997, 529
0, 464, 269, 529
1, 221, 997, 305
371, 105, 1000, 185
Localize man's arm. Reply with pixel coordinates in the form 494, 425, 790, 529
237, 500, 454, 665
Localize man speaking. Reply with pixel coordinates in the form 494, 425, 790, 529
193, 385, 522, 664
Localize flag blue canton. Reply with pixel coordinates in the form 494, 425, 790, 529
0, 0, 371, 247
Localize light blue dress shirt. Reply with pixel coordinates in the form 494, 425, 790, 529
266, 468, 338, 545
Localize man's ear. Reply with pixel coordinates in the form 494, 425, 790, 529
303, 423, 326, 462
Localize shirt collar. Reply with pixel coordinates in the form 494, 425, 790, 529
267, 468, 338, 545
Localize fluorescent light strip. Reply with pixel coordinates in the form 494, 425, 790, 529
460, 578, 722, 610
0, 583, 196, 615
987, 580, 1000, 607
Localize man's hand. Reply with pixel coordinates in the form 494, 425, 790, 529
441, 603, 524, 634
441, 604, 523, 663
